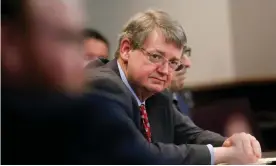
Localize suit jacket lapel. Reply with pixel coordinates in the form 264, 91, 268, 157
106, 59, 142, 128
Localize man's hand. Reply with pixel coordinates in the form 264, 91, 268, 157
223, 133, 262, 158
216, 132, 262, 164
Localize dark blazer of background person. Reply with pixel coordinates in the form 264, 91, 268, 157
86, 59, 226, 165
2, 88, 171, 165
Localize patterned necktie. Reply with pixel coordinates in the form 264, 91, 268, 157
139, 104, 152, 142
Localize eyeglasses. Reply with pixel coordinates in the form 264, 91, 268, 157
139, 47, 182, 71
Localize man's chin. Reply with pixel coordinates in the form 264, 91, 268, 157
146, 84, 166, 93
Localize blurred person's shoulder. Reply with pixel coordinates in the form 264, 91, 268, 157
1, 87, 126, 125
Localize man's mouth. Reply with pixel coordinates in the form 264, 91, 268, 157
151, 77, 166, 82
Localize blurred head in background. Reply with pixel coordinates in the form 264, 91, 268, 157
170, 47, 192, 92
84, 29, 109, 62
1, 0, 86, 94
116, 9, 187, 98
224, 112, 252, 137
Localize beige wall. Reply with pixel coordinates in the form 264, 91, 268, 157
86, 0, 276, 87
229, 0, 276, 81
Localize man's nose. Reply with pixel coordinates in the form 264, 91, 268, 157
157, 61, 170, 75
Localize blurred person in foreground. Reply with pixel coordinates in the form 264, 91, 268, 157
1, 0, 171, 164
83, 28, 109, 68
87, 9, 262, 164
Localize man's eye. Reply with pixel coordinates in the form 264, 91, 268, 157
170, 61, 178, 65
151, 54, 162, 60
169, 60, 180, 67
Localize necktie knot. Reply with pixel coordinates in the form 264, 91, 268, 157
140, 104, 146, 111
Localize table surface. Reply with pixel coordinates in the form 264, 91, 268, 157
263, 151, 276, 158
218, 151, 276, 165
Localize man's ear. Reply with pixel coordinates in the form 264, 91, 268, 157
119, 38, 131, 62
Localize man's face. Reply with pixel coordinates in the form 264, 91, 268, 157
170, 51, 192, 91
27, 0, 85, 92
84, 38, 108, 61
125, 30, 183, 93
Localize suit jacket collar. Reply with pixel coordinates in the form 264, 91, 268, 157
106, 59, 121, 77
107, 59, 145, 106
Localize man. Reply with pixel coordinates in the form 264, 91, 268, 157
88, 9, 262, 164
170, 47, 193, 115
83, 28, 109, 67
1, 1, 170, 164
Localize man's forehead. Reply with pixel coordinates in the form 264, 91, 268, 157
144, 30, 183, 55
29, 0, 85, 28
143, 40, 182, 61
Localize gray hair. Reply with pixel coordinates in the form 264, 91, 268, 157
115, 9, 187, 58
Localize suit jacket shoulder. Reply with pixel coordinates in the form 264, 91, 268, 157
86, 64, 137, 119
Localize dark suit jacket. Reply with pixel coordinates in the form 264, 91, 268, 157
172, 92, 190, 115
86, 59, 226, 165
85, 58, 109, 69
1, 88, 169, 164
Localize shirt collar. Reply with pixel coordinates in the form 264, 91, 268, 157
172, 92, 178, 101
117, 60, 145, 106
